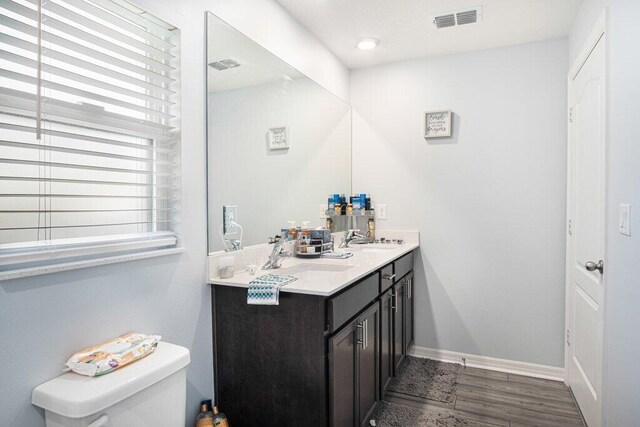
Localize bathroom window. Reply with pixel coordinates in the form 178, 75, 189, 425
0, 0, 181, 276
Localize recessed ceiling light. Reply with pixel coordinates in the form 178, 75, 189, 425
357, 38, 378, 50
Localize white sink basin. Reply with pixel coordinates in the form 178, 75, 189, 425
351, 244, 401, 253
278, 263, 355, 280
361, 248, 395, 253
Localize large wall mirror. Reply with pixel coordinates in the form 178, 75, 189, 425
206, 13, 352, 253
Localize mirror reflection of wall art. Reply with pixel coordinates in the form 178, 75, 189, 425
424, 110, 452, 138
268, 126, 289, 150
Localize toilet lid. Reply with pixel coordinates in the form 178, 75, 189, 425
31, 341, 190, 418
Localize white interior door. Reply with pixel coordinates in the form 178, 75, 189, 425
566, 26, 606, 427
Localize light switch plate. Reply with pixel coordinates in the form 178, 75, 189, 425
619, 204, 631, 236
377, 204, 388, 220
223, 205, 238, 235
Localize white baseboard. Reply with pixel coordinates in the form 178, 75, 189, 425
409, 345, 564, 382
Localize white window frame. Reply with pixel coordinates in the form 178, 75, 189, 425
0, 0, 186, 281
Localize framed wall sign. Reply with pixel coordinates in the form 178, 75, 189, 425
424, 110, 452, 138
268, 126, 289, 150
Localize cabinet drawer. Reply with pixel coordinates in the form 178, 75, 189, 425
328, 272, 379, 333
380, 263, 394, 293
394, 251, 414, 281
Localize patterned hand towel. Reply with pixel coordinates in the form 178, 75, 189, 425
247, 274, 298, 305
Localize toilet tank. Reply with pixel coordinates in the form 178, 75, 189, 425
32, 342, 191, 427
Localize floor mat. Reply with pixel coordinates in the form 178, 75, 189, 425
371, 401, 483, 427
388, 357, 462, 403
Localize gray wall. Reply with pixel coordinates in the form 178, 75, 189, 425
351, 38, 569, 367
570, 0, 640, 424
0, 0, 349, 426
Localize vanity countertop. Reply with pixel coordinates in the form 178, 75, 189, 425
209, 239, 418, 297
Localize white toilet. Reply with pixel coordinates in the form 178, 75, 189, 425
32, 342, 191, 427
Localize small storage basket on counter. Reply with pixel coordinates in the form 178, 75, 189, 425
295, 241, 333, 257
295, 228, 333, 257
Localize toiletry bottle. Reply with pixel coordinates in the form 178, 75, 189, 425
328, 195, 335, 211
360, 194, 368, 214
196, 400, 214, 427
347, 203, 353, 215
212, 406, 229, 427
367, 218, 376, 242
326, 217, 333, 231
301, 221, 311, 235
352, 194, 361, 210
299, 221, 310, 253
288, 221, 297, 240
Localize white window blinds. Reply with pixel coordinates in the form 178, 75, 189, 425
0, 0, 180, 272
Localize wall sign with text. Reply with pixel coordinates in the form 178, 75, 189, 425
424, 110, 452, 138
268, 126, 289, 150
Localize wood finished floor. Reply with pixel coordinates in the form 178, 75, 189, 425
384, 366, 586, 427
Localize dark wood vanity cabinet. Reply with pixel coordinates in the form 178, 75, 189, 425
404, 273, 415, 353
329, 303, 380, 427
392, 279, 406, 373
211, 250, 414, 427
381, 271, 414, 393
379, 288, 393, 395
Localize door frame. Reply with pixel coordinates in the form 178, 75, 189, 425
564, 7, 607, 421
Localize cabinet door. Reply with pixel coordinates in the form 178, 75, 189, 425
379, 289, 393, 396
357, 304, 380, 427
329, 322, 357, 427
404, 275, 414, 353
392, 281, 406, 374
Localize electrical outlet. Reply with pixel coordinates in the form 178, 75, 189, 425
619, 204, 631, 236
377, 204, 388, 220
223, 205, 238, 235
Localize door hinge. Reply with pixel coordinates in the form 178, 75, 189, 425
566, 329, 571, 346
569, 107, 574, 123
568, 219, 573, 236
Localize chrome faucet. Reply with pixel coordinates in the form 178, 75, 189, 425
228, 239, 242, 251
339, 229, 369, 248
262, 239, 293, 270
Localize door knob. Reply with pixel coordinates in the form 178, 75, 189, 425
585, 260, 604, 274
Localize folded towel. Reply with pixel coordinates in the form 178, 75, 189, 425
247, 274, 297, 305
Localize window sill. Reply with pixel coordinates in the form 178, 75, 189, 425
0, 247, 185, 282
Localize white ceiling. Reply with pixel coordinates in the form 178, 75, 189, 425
207, 13, 303, 92
274, 0, 583, 69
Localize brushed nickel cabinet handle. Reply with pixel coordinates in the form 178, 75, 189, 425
364, 319, 368, 350
355, 322, 364, 348
383, 274, 396, 281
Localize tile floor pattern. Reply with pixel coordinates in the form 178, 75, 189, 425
382, 365, 586, 426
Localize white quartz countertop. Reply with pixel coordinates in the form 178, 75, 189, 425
209, 241, 418, 297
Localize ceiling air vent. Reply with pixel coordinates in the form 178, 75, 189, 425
209, 59, 241, 71
456, 10, 478, 25
431, 6, 483, 29
434, 14, 456, 29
